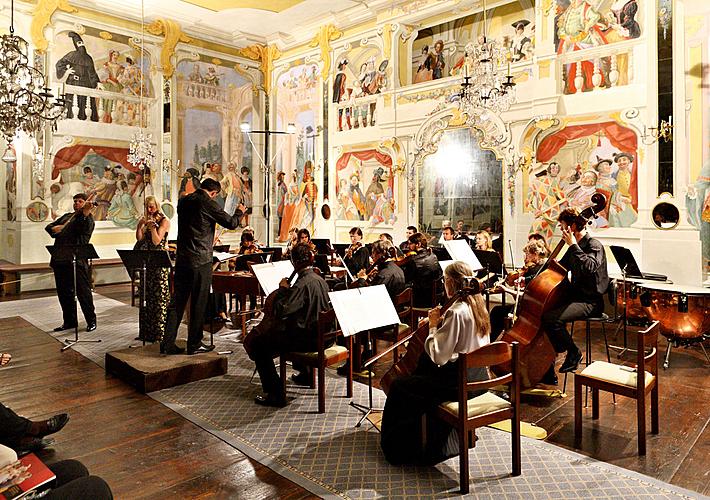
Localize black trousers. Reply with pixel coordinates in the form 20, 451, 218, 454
163, 262, 212, 349
244, 326, 317, 395
52, 261, 96, 327
490, 304, 514, 342
45, 460, 113, 500
0, 402, 31, 449
542, 297, 602, 353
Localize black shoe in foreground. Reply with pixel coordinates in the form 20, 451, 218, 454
160, 344, 185, 355
290, 372, 312, 386
17, 437, 55, 454
539, 365, 559, 386
187, 344, 215, 355
559, 348, 583, 373
86, 322, 97, 332
254, 393, 287, 408
53, 324, 76, 332
39, 413, 70, 437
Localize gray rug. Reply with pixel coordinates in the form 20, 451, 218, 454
1, 295, 706, 499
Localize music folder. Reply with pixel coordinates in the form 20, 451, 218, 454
609, 245, 667, 281
251, 260, 295, 296
443, 240, 483, 271
329, 285, 400, 337
311, 238, 333, 255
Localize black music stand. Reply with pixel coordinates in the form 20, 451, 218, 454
46, 244, 101, 352
117, 249, 172, 347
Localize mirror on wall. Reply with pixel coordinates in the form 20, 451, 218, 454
418, 128, 503, 245
651, 201, 679, 229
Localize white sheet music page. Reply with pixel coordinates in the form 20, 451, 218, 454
439, 260, 455, 273
251, 260, 295, 296
328, 285, 400, 337
443, 240, 483, 271
213, 251, 234, 262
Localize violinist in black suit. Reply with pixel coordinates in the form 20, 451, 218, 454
343, 227, 369, 275
402, 232, 442, 308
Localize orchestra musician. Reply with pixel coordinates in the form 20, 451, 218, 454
244, 242, 330, 407
402, 232, 442, 308
378, 233, 403, 258
238, 231, 261, 255
343, 227, 369, 275
542, 208, 610, 374
134, 196, 171, 342
45, 193, 97, 333
380, 261, 491, 465
528, 232, 551, 256
297, 228, 317, 254
474, 230, 494, 251
399, 225, 417, 253
354, 239, 405, 297
161, 178, 245, 355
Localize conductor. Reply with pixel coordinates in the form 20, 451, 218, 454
161, 178, 245, 355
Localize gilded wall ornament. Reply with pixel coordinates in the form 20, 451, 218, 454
146, 19, 192, 79
238, 44, 281, 95
31, 0, 77, 53
308, 24, 342, 81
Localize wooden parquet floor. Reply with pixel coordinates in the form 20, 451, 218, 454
1, 283, 708, 498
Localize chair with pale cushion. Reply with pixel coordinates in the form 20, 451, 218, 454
574, 320, 660, 456
434, 341, 521, 494
279, 308, 353, 414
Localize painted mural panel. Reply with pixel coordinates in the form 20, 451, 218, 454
274, 63, 321, 241
175, 59, 254, 222
52, 28, 153, 125
332, 45, 388, 131
411, 1, 535, 84
684, 0, 710, 275
525, 121, 638, 239
4, 145, 17, 222
334, 149, 396, 226
49, 142, 148, 229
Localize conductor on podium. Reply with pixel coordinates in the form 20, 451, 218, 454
44, 193, 97, 333
161, 178, 245, 355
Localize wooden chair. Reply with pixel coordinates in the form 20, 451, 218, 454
434, 341, 521, 494
279, 309, 353, 413
574, 320, 660, 456
371, 287, 414, 362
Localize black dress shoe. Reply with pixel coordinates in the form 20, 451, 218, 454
254, 393, 287, 408
540, 366, 559, 386
40, 413, 69, 437
17, 437, 55, 454
187, 344, 215, 355
86, 322, 97, 332
160, 344, 185, 355
290, 372, 312, 386
53, 324, 76, 332
559, 348, 583, 373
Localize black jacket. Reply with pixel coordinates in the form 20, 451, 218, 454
176, 190, 243, 268
273, 268, 330, 333
45, 212, 95, 265
365, 260, 406, 299
403, 250, 442, 308
343, 245, 369, 275
559, 233, 610, 301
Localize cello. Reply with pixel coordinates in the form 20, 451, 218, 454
495, 193, 607, 387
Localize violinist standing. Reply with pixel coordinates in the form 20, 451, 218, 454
343, 227, 369, 275
380, 261, 490, 465
45, 193, 97, 333
542, 208, 609, 374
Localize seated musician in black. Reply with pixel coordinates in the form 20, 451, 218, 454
399, 225, 417, 253
381, 261, 490, 465
343, 227, 369, 275
378, 233, 403, 258
353, 240, 405, 299
542, 208, 609, 374
244, 243, 330, 407
402, 232, 442, 308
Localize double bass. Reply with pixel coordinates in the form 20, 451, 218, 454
495, 193, 607, 387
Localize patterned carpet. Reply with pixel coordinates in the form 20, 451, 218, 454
1, 295, 706, 499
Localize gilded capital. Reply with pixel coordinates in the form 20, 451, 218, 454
308, 24, 342, 81
31, 0, 78, 53
146, 19, 192, 79
238, 44, 282, 95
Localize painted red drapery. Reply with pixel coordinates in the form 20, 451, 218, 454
537, 121, 638, 209
335, 149, 393, 174
52, 145, 137, 179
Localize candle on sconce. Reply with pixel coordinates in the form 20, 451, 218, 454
463, 62, 469, 79
668, 115, 672, 126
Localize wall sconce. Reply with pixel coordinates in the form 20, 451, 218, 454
641, 115, 673, 145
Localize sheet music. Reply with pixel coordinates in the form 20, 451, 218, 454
329, 285, 400, 337
443, 240, 483, 271
439, 260, 455, 273
213, 251, 234, 262
251, 260, 295, 295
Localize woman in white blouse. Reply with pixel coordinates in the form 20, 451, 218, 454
380, 261, 491, 465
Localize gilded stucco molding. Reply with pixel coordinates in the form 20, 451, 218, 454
146, 19, 192, 79
308, 24, 342, 82
31, 0, 78, 53
238, 44, 282, 95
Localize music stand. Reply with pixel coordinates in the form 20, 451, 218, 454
311, 238, 333, 256
46, 244, 101, 352
117, 249, 172, 347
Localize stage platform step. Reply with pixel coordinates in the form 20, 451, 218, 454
105, 342, 228, 393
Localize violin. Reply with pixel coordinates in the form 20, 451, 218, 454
394, 249, 418, 267
345, 241, 362, 260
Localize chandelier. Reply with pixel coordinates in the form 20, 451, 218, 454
457, 0, 516, 114
0, 0, 66, 145
128, 0, 154, 173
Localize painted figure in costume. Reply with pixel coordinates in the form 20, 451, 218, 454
119, 57, 148, 126
107, 180, 139, 229
365, 167, 385, 219
240, 166, 253, 226
594, 157, 616, 220
349, 173, 367, 220
300, 161, 318, 229
221, 162, 243, 215
605, 0, 640, 39
55, 31, 100, 121
278, 172, 301, 241
527, 162, 567, 240
92, 166, 118, 220
81, 166, 97, 193
276, 171, 287, 233
333, 59, 348, 131
608, 152, 637, 227
431, 40, 446, 80
179, 167, 201, 198
203, 66, 221, 86
510, 20, 533, 62
557, 0, 606, 92
97, 49, 124, 123
414, 45, 433, 83
450, 42, 475, 76
188, 64, 203, 83
337, 179, 359, 220
685, 162, 710, 273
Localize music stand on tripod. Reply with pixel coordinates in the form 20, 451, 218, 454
117, 249, 173, 347
46, 244, 101, 352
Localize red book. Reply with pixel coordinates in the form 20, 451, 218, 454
0, 453, 56, 500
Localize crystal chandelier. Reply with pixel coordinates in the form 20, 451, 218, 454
457, 0, 516, 114
0, 0, 66, 145
128, 0, 153, 173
